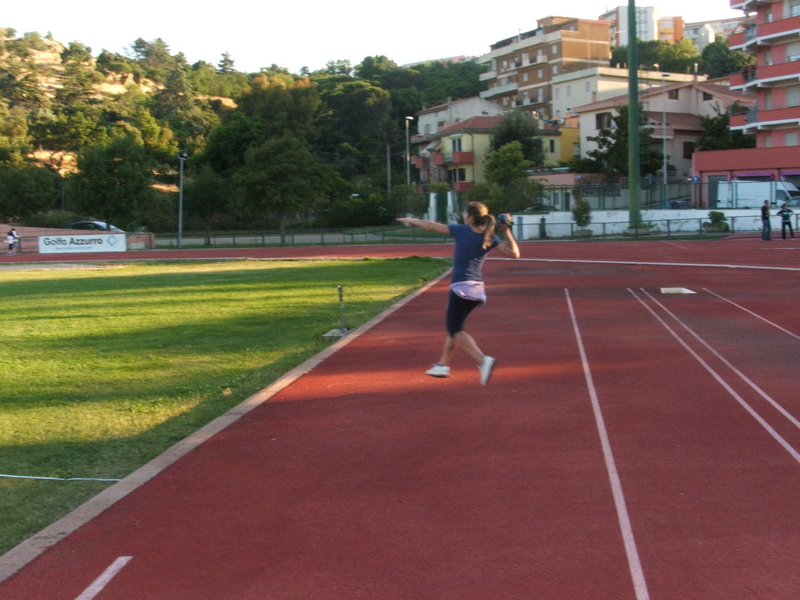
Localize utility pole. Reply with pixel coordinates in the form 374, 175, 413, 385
627, 0, 642, 228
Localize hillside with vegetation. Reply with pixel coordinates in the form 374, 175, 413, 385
0, 27, 486, 232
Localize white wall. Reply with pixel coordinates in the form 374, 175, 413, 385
512, 208, 772, 239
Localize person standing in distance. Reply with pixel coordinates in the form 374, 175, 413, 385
777, 202, 795, 240
396, 201, 520, 385
761, 200, 772, 241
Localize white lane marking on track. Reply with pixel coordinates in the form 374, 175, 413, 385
74, 556, 132, 600
641, 289, 800, 432
628, 289, 800, 466
703, 288, 800, 342
565, 289, 651, 600
661, 241, 689, 250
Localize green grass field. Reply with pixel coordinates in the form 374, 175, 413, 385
0, 257, 449, 556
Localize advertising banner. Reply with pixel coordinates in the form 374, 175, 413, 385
38, 234, 127, 254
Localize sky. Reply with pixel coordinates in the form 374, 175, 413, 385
4, 0, 744, 75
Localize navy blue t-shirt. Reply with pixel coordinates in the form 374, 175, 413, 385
448, 224, 500, 283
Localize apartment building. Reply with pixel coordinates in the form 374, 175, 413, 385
693, 0, 800, 183
550, 67, 702, 121
412, 116, 502, 192
415, 97, 504, 138
575, 78, 752, 177
476, 16, 610, 121
600, 6, 686, 46
684, 17, 745, 51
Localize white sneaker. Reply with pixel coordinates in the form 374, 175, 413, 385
478, 356, 496, 386
426, 364, 450, 378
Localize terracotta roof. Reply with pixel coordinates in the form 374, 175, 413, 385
434, 116, 503, 136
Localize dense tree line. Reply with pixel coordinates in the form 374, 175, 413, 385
0, 26, 487, 232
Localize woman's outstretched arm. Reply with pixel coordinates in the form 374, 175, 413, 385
396, 217, 450, 235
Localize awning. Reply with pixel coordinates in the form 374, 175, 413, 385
733, 171, 775, 179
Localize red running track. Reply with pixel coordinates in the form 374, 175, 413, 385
2, 238, 800, 599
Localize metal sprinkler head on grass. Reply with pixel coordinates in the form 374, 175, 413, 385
323, 285, 350, 338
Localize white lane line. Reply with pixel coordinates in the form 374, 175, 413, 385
628, 289, 800, 466
703, 288, 800, 342
565, 289, 651, 600
641, 289, 800, 432
74, 556, 132, 600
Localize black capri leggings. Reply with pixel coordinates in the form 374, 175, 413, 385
446, 291, 481, 336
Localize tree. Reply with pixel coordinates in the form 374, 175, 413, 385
485, 141, 531, 187
68, 134, 155, 228
217, 52, 235, 75
694, 103, 756, 151
700, 38, 754, 78
484, 141, 540, 212
237, 73, 322, 142
184, 164, 233, 240
489, 111, 545, 167
232, 133, 340, 243
585, 104, 663, 180
658, 39, 701, 73
0, 163, 58, 221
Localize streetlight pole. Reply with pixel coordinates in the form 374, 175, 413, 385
661, 73, 669, 207
177, 151, 188, 249
405, 116, 414, 187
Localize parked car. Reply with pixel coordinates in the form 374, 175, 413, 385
69, 221, 125, 232
524, 203, 557, 213
667, 200, 690, 209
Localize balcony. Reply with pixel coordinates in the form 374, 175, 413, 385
479, 70, 497, 82
730, 0, 773, 10
747, 61, 800, 87
730, 15, 800, 50
433, 152, 477, 165
480, 81, 519, 99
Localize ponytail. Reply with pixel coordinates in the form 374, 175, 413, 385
465, 201, 496, 249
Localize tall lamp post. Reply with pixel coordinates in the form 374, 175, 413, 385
661, 72, 669, 207
177, 151, 188, 249
405, 116, 414, 187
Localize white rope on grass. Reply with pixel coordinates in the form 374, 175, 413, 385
0, 474, 121, 482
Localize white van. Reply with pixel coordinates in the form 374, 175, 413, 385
715, 180, 800, 209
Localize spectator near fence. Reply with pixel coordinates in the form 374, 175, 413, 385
6, 229, 19, 255
777, 203, 795, 240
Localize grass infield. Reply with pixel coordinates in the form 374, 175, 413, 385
0, 257, 449, 556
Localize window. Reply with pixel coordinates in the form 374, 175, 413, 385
551, 44, 558, 54
523, 72, 529, 82
566, 85, 572, 97
787, 85, 800, 107
786, 132, 799, 146
765, 89, 773, 110
585, 81, 591, 92
765, 135, 772, 148
549, 139, 556, 153
668, 89, 679, 100
452, 138, 462, 153
787, 42, 800, 62
555, 87, 561, 99
596, 112, 613, 129
683, 142, 695, 159
793, 0, 800, 17
538, 69, 543, 78
764, 49, 772, 66
703, 92, 713, 101
552, 65, 558, 74
449, 168, 467, 183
